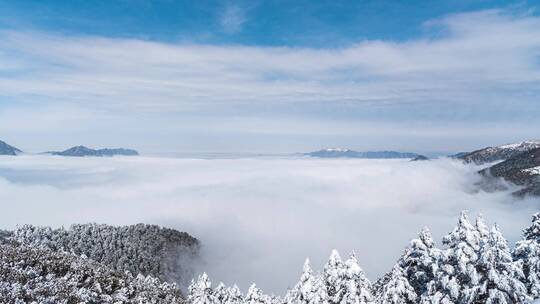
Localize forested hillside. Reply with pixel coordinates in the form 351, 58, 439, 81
0, 223, 199, 303
0, 241, 183, 303
7, 223, 199, 285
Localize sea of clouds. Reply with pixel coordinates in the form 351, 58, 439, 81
0, 155, 538, 294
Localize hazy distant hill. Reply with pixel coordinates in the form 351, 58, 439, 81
0, 140, 22, 155
410, 155, 430, 161
305, 148, 425, 159
48, 145, 139, 157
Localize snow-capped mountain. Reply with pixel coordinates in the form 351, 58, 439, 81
305, 148, 425, 159
479, 147, 540, 197
0, 139, 22, 155
47, 145, 139, 157
457, 140, 540, 165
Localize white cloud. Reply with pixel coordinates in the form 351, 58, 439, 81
0, 155, 537, 294
220, 4, 247, 34
1, 9, 539, 112
1, 9, 540, 151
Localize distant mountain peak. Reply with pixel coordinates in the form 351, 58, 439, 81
49, 146, 139, 157
0, 140, 22, 156
305, 148, 424, 159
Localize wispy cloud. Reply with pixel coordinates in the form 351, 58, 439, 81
1, 9, 540, 151
219, 3, 247, 34
1, 9, 539, 110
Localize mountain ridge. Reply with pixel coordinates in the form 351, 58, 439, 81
305, 148, 426, 159
456, 140, 540, 165
479, 147, 540, 197
48, 145, 139, 157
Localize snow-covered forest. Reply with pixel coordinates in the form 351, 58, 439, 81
0, 223, 199, 303
8, 223, 199, 285
2, 212, 540, 303
0, 241, 183, 303
187, 212, 540, 304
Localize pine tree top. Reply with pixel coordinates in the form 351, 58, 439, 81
524, 213, 540, 241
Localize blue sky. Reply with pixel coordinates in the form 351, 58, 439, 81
1, 0, 540, 153
0, 0, 525, 45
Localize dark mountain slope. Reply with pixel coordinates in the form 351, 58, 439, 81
0, 140, 22, 155
479, 148, 540, 196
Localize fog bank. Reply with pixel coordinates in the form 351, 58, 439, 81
0, 155, 537, 294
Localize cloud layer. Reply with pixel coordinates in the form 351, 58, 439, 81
0, 155, 538, 294
1, 9, 540, 109
1, 9, 540, 152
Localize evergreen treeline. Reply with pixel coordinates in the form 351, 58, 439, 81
0, 240, 183, 303
6, 223, 200, 285
188, 212, 540, 304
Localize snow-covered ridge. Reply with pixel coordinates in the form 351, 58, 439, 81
499, 140, 540, 150
458, 140, 540, 165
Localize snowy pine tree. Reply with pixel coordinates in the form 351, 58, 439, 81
245, 284, 270, 304
215, 282, 228, 303
342, 253, 373, 304
324, 250, 346, 304
398, 227, 440, 298
421, 211, 480, 303
468, 225, 530, 304
514, 213, 540, 299
188, 273, 218, 304
286, 259, 317, 304
217, 284, 244, 304
476, 214, 490, 240
310, 274, 329, 304
375, 265, 416, 304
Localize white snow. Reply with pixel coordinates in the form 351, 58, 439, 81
322, 148, 352, 152
524, 166, 540, 175
498, 140, 540, 150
